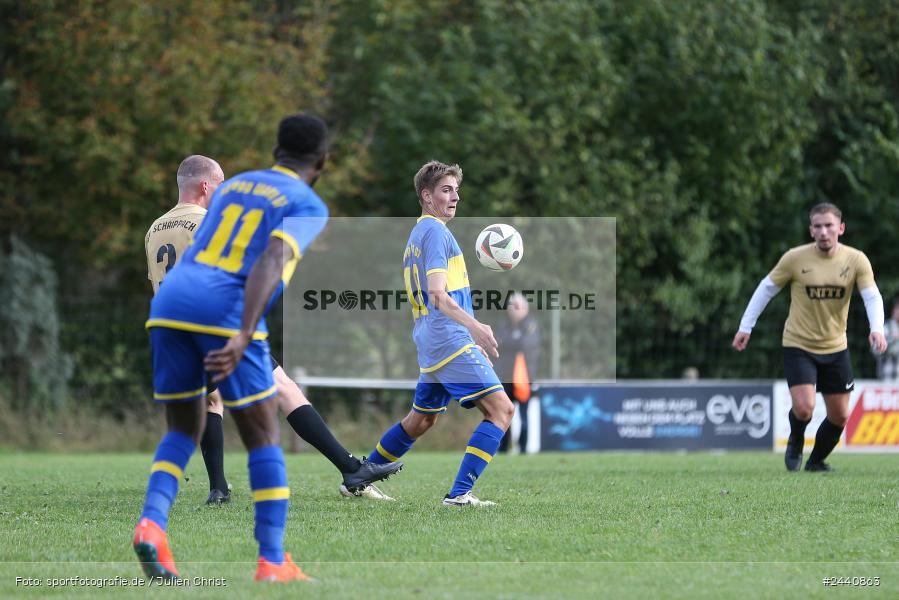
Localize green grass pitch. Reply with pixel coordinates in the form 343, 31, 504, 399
0, 451, 897, 598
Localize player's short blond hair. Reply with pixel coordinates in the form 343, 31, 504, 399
177, 155, 222, 192
413, 160, 463, 205
809, 202, 842, 222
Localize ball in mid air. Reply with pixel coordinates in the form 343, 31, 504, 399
475, 224, 523, 271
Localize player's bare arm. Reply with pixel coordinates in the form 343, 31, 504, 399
426, 271, 498, 357
205, 237, 293, 381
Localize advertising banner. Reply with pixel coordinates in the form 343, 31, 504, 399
845, 385, 899, 450
540, 383, 772, 451
773, 381, 899, 453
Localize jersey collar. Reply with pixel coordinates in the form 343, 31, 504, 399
271, 165, 300, 179
417, 214, 445, 224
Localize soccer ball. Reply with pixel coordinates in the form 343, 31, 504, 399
475, 224, 523, 271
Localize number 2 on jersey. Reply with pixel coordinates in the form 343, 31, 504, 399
195, 204, 263, 272
156, 243, 176, 273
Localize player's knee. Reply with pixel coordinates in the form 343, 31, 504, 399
274, 368, 309, 413
829, 412, 849, 427
499, 399, 515, 428
276, 383, 309, 414
402, 412, 437, 437
792, 400, 814, 421
485, 397, 515, 430
793, 406, 813, 421
415, 414, 439, 436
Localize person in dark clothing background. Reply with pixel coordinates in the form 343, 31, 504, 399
496, 293, 540, 453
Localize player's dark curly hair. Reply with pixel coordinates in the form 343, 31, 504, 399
413, 160, 463, 205
273, 113, 328, 166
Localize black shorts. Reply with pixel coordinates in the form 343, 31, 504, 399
206, 355, 281, 395
783, 347, 854, 394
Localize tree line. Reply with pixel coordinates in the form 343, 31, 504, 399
2, 0, 899, 413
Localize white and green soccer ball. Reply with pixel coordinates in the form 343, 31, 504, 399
475, 223, 523, 271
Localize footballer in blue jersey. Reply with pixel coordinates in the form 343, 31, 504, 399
134, 114, 331, 583
147, 164, 328, 408
368, 161, 515, 507
145, 156, 401, 508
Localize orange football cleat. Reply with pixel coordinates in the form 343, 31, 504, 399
133, 518, 179, 580
253, 553, 314, 583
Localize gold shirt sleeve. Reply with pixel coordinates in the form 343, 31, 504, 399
768, 249, 795, 288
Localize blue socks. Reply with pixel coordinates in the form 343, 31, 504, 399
140, 431, 196, 531
249, 445, 290, 565
449, 421, 504, 498
139, 434, 291, 565
370, 422, 416, 464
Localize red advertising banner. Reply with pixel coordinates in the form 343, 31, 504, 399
845, 386, 899, 448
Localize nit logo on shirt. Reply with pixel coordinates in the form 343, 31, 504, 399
805, 286, 846, 300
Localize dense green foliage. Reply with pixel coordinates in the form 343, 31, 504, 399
0, 236, 71, 414
4, 0, 899, 412
0, 452, 897, 597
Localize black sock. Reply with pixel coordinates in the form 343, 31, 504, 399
807, 419, 844, 464
788, 409, 811, 441
519, 401, 529, 453
286, 405, 362, 474
200, 412, 228, 492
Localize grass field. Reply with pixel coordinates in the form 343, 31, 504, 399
0, 450, 897, 598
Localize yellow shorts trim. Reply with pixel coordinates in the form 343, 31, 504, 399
146, 319, 268, 340
465, 446, 494, 463
153, 386, 206, 401
459, 384, 503, 403
420, 344, 475, 373
222, 384, 278, 409
412, 403, 448, 414
375, 443, 400, 462
253, 487, 291, 502
151, 460, 184, 479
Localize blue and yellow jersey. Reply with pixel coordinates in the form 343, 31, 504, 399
147, 165, 328, 338
404, 215, 475, 371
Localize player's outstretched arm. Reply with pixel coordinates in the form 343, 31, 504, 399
426, 271, 499, 357
733, 275, 782, 352
205, 237, 292, 381
860, 286, 887, 354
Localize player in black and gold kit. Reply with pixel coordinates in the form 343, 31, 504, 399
145, 156, 222, 293
733, 203, 887, 471
146, 156, 229, 502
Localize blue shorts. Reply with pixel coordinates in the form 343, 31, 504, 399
150, 327, 277, 410
413, 346, 504, 414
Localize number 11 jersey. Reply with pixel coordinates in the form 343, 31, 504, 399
148, 165, 328, 339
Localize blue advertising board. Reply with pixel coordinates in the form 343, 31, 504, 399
539, 383, 772, 451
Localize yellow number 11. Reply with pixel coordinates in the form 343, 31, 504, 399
195, 204, 264, 272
